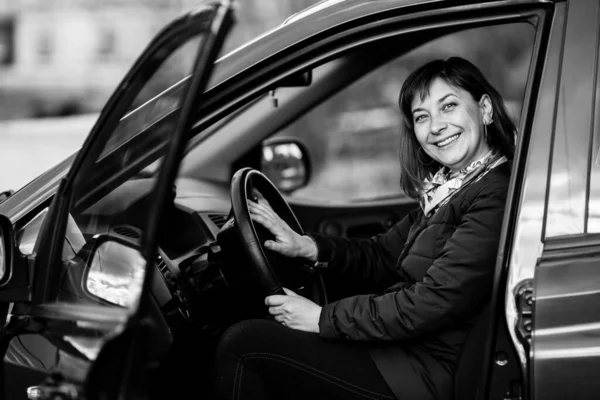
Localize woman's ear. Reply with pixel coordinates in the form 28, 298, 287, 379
479, 94, 493, 124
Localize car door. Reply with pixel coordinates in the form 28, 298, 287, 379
1, 2, 233, 399
519, 0, 600, 398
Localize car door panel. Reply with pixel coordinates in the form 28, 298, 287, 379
533, 236, 600, 399
528, 1, 600, 398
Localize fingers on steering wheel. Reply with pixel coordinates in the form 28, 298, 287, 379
251, 189, 274, 209
250, 189, 262, 203
249, 212, 276, 231
249, 201, 279, 222
248, 202, 267, 220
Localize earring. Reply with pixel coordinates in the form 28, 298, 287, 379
417, 147, 434, 166
483, 117, 493, 140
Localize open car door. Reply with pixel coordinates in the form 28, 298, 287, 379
2, 2, 234, 399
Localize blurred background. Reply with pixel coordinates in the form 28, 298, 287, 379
0, 0, 319, 191
0, 0, 533, 198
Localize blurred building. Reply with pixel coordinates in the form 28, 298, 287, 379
0, 0, 319, 120
0, 0, 206, 118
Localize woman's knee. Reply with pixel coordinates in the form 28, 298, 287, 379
216, 319, 281, 360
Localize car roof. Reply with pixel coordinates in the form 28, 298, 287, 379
282, 0, 443, 25
210, 0, 548, 89
282, 0, 550, 24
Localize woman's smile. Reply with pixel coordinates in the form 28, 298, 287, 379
434, 133, 461, 148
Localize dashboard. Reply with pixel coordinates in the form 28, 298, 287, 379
148, 177, 233, 325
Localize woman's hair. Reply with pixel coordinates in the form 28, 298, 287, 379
397, 56, 516, 199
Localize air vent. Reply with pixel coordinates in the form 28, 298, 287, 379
156, 257, 168, 276
208, 214, 228, 228
112, 225, 141, 239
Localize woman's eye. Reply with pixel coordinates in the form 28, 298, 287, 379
442, 102, 457, 112
414, 115, 427, 123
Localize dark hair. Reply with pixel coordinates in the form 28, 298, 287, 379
397, 57, 516, 199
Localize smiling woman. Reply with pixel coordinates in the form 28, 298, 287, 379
213, 56, 515, 400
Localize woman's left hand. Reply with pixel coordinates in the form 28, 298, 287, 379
265, 288, 322, 333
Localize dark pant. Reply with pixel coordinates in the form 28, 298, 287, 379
213, 319, 396, 400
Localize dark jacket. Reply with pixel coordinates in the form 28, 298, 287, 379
310, 162, 510, 400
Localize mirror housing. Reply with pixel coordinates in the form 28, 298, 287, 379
261, 138, 311, 194
85, 234, 146, 309
0, 214, 14, 286
0, 213, 35, 302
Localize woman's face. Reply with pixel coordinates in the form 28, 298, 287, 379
411, 78, 491, 172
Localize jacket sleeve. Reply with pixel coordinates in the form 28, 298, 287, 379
318, 182, 507, 341
309, 207, 419, 286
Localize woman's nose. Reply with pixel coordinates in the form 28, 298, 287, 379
430, 114, 447, 135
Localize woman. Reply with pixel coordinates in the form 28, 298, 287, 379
213, 57, 516, 400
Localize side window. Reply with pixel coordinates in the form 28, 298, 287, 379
588, 7, 600, 233
590, 139, 600, 232
273, 23, 535, 203
589, 51, 600, 233
546, 5, 600, 237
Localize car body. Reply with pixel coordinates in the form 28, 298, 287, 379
0, 0, 599, 399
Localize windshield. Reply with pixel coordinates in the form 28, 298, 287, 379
53, 33, 204, 312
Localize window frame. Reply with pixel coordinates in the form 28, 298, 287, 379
182, 3, 547, 203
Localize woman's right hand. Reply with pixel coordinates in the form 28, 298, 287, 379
247, 193, 318, 261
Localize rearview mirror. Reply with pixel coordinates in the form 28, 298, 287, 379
277, 70, 312, 87
261, 138, 310, 194
85, 236, 146, 309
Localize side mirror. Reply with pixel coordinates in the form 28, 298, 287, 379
261, 138, 310, 194
85, 235, 146, 310
0, 214, 14, 286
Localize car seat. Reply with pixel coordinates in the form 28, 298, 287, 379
454, 307, 490, 400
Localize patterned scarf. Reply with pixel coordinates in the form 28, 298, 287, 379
419, 150, 507, 217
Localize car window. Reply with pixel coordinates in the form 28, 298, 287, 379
271, 23, 535, 204
546, 10, 600, 238
99, 37, 200, 160
54, 32, 205, 309
591, 140, 600, 233
17, 207, 48, 255
587, 38, 600, 233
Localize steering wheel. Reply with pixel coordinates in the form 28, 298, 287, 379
229, 167, 327, 306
